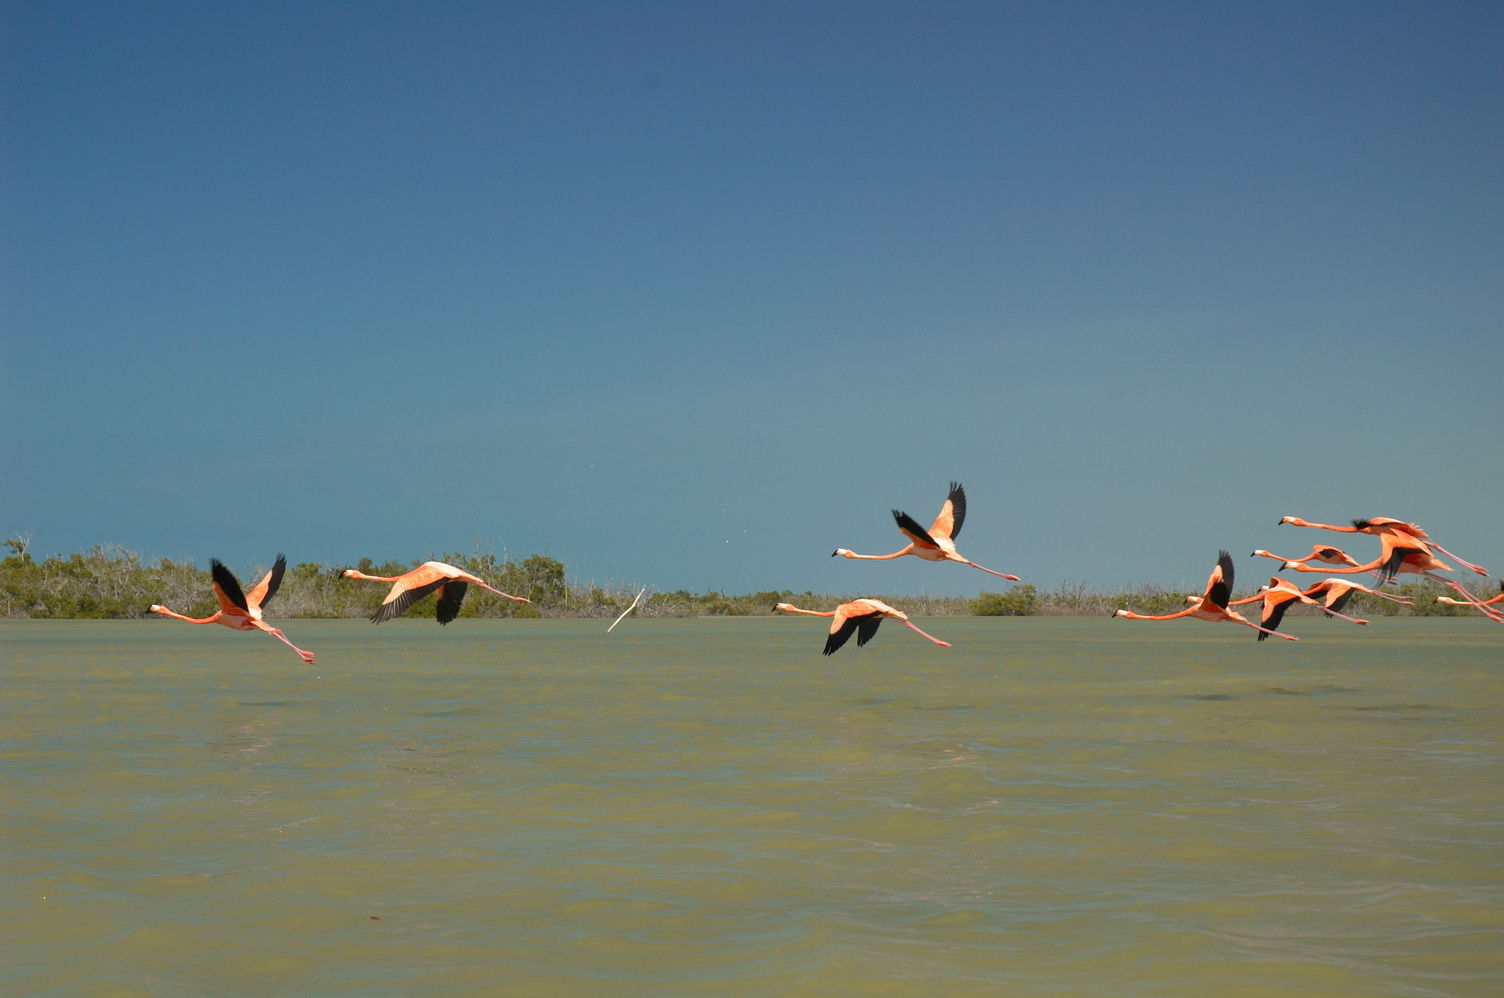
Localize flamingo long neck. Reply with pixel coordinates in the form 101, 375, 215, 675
776, 604, 836, 617
346, 570, 403, 583
1118, 607, 1197, 621
1287, 518, 1359, 533
838, 548, 911, 561
152, 605, 219, 624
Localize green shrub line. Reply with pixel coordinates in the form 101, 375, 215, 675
0, 540, 1494, 621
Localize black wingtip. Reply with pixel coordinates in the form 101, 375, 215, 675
1257, 630, 1269, 642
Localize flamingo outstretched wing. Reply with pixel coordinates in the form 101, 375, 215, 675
1323, 584, 1355, 615
1259, 592, 1297, 642
210, 560, 249, 613
371, 564, 451, 624
825, 609, 882, 656
892, 510, 941, 550
435, 581, 470, 625
930, 482, 966, 542
246, 554, 287, 612
1204, 551, 1234, 610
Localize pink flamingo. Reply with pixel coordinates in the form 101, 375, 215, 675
1225, 578, 1369, 640
1437, 581, 1504, 613
1114, 551, 1297, 641
342, 561, 529, 623
833, 482, 1020, 580
151, 555, 315, 663
774, 598, 952, 655
1297, 578, 1412, 618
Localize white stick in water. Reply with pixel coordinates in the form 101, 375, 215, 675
607, 588, 646, 633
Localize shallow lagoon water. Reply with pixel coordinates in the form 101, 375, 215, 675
2, 617, 1501, 996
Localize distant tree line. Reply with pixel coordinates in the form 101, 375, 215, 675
0, 539, 1489, 620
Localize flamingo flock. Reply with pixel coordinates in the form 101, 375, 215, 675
148, 484, 1497, 660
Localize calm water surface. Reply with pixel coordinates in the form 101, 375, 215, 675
2, 617, 1501, 996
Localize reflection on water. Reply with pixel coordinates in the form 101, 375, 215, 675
2, 617, 1501, 996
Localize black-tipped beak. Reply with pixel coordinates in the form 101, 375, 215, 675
1249, 551, 1256, 557
830, 550, 838, 557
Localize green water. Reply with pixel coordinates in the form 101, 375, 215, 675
2, 617, 1501, 996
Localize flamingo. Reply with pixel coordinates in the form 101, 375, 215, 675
1276, 522, 1501, 621
1112, 551, 1297, 640
774, 598, 952, 655
150, 555, 315, 663
1227, 578, 1369, 640
1436, 581, 1504, 612
1252, 544, 1392, 584
832, 482, 1020, 581
1253, 544, 1363, 570
1297, 578, 1412, 618
342, 561, 530, 624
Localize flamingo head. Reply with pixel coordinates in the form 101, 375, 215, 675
1279, 516, 1300, 526
774, 603, 792, 613
831, 549, 848, 558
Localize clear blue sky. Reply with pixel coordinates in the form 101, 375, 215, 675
2, 2, 1500, 594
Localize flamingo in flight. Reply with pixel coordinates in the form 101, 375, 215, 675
151, 555, 315, 663
342, 561, 529, 624
1436, 581, 1504, 613
1252, 544, 1390, 584
1276, 518, 1500, 621
1296, 578, 1412, 618
774, 598, 952, 655
1226, 578, 1369, 641
833, 482, 1020, 581
1113, 551, 1297, 640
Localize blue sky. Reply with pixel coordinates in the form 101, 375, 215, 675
2, 2, 1500, 594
